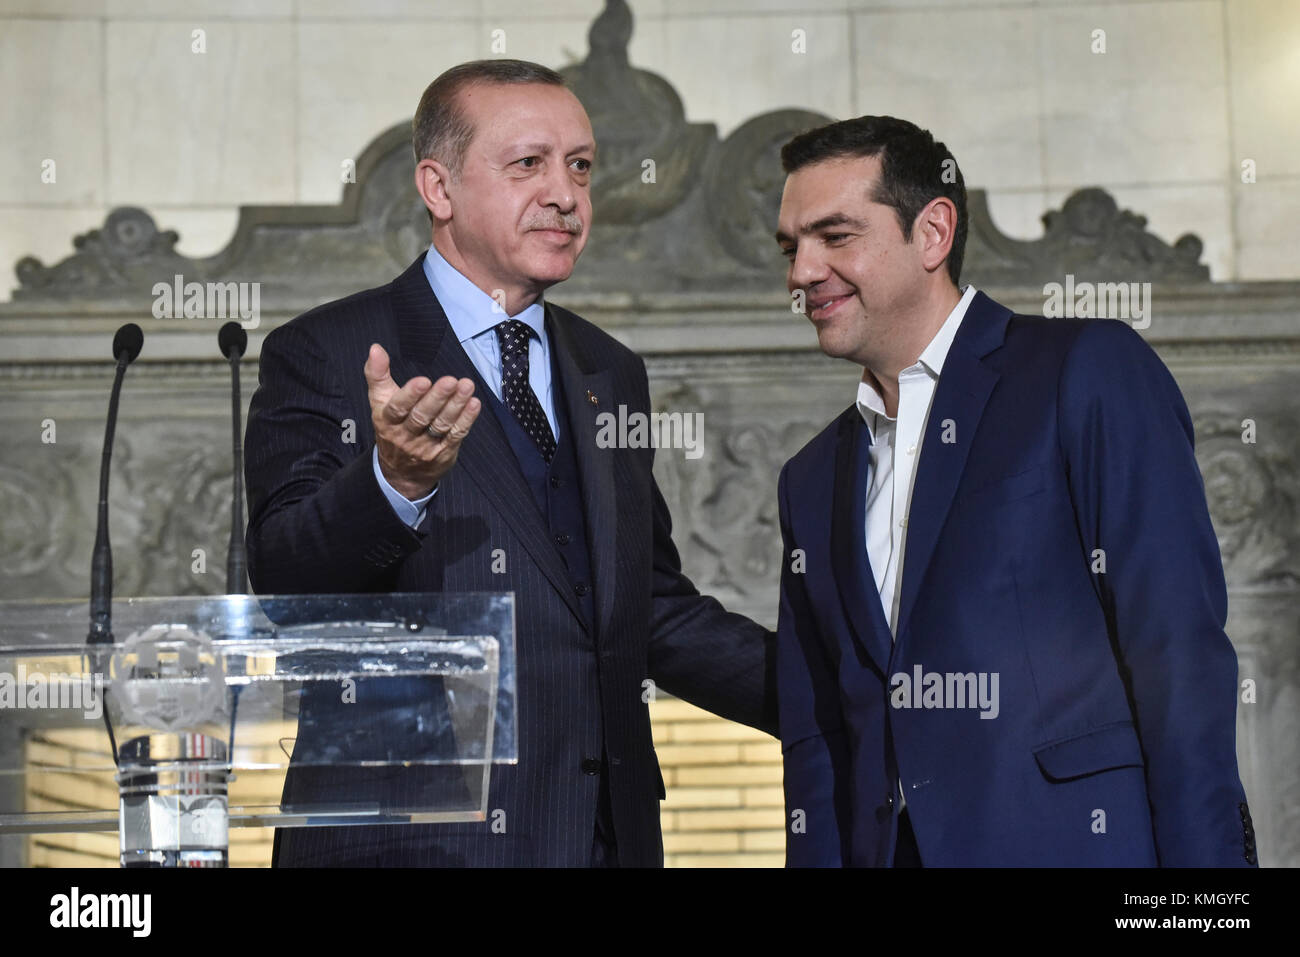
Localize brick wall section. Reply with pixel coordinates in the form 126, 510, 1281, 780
650, 695, 785, 867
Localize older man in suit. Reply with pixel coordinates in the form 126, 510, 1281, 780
245, 59, 775, 867
772, 115, 1255, 867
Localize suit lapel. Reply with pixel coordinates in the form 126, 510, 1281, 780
390, 255, 589, 631
547, 304, 617, 641
830, 408, 894, 677
894, 291, 1010, 637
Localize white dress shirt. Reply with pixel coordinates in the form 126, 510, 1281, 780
858, 284, 977, 638
861, 285, 976, 813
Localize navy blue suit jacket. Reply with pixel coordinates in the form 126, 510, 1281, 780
244, 254, 776, 866
777, 291, 1256, 867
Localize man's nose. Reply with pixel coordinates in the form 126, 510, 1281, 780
789, 246, 829, 291
539, 160, 577, 213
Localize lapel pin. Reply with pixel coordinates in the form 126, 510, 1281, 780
587, 390, 598, 406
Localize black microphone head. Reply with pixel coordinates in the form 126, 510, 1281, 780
112, 323, 144, 363
218, 321, 248, 359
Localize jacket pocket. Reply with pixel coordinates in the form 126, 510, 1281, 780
955, 463, 1048, 507
1032, 721, 1146, 781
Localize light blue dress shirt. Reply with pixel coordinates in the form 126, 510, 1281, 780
372, 242, 558, 527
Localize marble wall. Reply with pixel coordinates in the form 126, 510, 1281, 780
2, 0, 1299, 300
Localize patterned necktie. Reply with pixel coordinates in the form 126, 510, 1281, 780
495, 318, 557, 463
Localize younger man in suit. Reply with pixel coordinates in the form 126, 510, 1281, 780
772, 115, 1255, 867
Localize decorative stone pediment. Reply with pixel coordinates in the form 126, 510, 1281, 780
6, 0, 1211, 315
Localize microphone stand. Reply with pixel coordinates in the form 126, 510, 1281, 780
218, 322, 250, 767
87, 323, 144, 765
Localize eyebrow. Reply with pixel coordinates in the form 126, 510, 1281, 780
504, 142, 554, 157
774, 213, 867, 245
501, 141, 596, 158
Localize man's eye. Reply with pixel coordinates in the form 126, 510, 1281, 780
825, 233, 849, 244
517, 156, 539, 168
780, 247, 796, 260
571, 158, 592, 173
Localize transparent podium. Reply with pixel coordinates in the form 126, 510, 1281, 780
0, 592, 515, 867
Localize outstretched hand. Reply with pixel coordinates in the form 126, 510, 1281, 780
364, 343, 481, 500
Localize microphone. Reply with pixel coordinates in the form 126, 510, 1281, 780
88, 323, 144, 647
113, 323, 145, 363
218, 322, 250, 776
87, 323, 142, 767
219, 321, 248, 595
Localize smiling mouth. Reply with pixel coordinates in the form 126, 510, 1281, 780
807, 293, 854, 320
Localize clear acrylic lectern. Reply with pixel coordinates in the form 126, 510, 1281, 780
0, 592, 515, 867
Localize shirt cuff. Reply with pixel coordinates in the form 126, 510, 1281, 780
372, 445, 436, 528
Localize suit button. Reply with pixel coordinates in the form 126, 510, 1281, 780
555, 533, 571, 546
581, 758, 601, 775
550, 476, 564, 488
574, 582, 590, 596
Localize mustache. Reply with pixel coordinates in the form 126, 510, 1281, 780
524, 214, 584, 234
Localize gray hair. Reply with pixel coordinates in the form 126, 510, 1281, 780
412, 59, 567, 177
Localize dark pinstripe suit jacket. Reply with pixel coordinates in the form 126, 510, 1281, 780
244, 253, 777, 866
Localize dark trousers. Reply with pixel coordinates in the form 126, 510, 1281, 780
894, 808, 922, 867
589, 767, 618, 867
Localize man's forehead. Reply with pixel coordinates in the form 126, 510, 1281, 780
787, 155, 880, 198
461, 84, 592, 141
779, 156, 882, 226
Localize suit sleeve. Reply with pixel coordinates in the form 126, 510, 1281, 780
643, 471, 777, 735
775, 462, 853, 867
1058, 319, 1255, 867
244, 320, 426, 595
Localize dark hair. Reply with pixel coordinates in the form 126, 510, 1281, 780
413, 59, 567, 176
780, 116, 967, 286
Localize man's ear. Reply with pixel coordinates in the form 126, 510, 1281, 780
917, 196, 957, 276
415, 158, 454, 223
